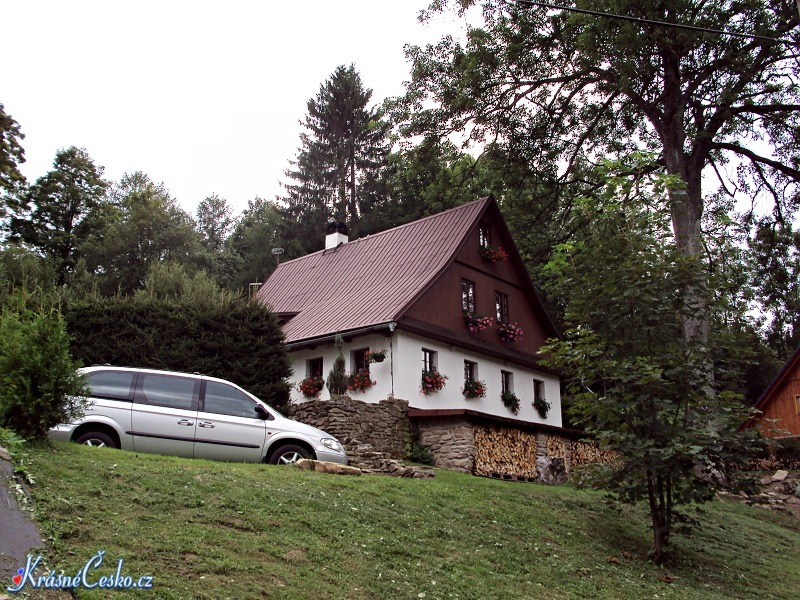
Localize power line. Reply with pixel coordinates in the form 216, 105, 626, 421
515, 0, 784, 43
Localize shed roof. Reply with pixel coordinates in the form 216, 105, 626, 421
256, 197, 492, 343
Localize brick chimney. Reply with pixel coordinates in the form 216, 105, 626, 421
325, 221, 349, 250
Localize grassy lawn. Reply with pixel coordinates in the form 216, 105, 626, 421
11, 442, 800, 599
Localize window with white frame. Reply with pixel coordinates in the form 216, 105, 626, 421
464, 360, 477, 383
533, 379, 545, 402
352, 348, 370, 373
422, 348, 437, 373
501, 370, 513, 394
307, 357, 323, 379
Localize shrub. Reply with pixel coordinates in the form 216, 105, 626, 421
63, 293, 292, 412
0, 301, 88, 439
326, 336, 349, 395
408, 443, 433, 465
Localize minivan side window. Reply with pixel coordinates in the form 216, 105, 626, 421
86, 371, 136, 401
203, 381, 264, 419
136, 373, 198, 410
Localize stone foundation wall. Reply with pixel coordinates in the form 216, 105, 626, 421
291, 394, 613, 483
291, 395, 409, 459
415, 416, 476, 474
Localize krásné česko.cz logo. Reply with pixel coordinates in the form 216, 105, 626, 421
7, 550, 154, 593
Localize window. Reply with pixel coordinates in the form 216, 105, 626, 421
461, 279, 476, 313
422, 349, 437, 373
534, 379, 545, 403
479, 223, 491, 249
307, 357, 323, 379
352, 348, 370, 373
136, 373, 198, 410
796, 395, 800, 415
86, 370, 136, 401
495, 291, 509, 324
464, 360, 477, 383
203, 381, 262, 419
501, 370, 513, 395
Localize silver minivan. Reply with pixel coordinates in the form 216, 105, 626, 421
49, 366, 348, 465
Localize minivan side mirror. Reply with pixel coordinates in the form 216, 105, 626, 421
255, 405, 273, 421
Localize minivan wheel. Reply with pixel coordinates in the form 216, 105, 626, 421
269, 444, 311, 465
75, 431, 117, 449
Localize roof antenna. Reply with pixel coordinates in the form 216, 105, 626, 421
271, 247, 285, 264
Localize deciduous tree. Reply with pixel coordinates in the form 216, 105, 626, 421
397, 0, 800, 350
7, 147, 107, 285
542, 158, 762, 563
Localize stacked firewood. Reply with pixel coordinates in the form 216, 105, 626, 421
570, 440, 617, 467
473, 425, 538, 478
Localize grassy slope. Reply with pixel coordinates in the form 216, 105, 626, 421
16, 443, 800, 600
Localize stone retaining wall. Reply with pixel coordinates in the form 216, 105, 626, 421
292, 395, 612, 482
291, 395, 409, 459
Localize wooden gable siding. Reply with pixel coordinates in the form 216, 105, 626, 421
404, 211, 549, 356
754, 367, 800, 438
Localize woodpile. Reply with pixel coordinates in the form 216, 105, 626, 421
570, 440, 617, 467
546, 435, 569, 460
474, 425, 538, 479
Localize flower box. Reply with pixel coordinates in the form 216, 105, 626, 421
366, 349, 387, 363
420, 369, 448, 395
462, 379, 487, 399
480, 245, 508, 263
298, 376, 324, 398
501, 391, 520, 414
347, 369, 375, 393
498, 321, 523, 342
463, 312, 493, 333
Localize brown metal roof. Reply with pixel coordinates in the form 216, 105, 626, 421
256, 197, 492, 343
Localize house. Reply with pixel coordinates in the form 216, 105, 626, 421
257, 196, 588, 478
744, 345, 800, 439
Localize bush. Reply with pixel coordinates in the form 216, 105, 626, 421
63, 293, 292, 412
326, 336, 349, 395
0, 301, 87, 439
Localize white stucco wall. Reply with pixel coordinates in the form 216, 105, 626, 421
287, 330, 561, 427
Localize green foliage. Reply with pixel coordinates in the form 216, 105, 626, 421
407, 442, 433, 465
6, 146, 107, 285
63, 291, 292, 412
0, 102, 26, 201
80, 172, 203, 295
0, 293, 87, 439
501, 390, 520, 414
532, 395, 550, 419
225, 197, 284, 290
326, 335, 349, 395
542, 158, 764, 563
281, 64, 391, 253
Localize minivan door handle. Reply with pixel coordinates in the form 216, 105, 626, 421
177, 419, 194, 426
198, 421, 215, 428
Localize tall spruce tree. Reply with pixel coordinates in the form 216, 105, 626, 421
282, 64, 390, 252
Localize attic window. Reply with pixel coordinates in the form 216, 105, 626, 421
495, 291, 509, 324
461, 279, 476, 313
479, 223, 491, 249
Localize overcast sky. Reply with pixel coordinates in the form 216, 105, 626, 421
3, 1, 466, 216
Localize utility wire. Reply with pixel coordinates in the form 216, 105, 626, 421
515, 0, 784, 43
